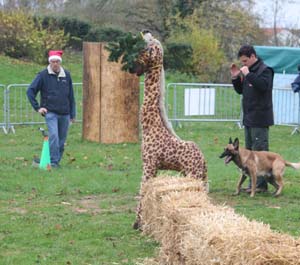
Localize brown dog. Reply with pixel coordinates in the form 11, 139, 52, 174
219, 137, 300, 197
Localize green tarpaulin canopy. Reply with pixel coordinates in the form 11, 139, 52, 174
254, 46, 300, 74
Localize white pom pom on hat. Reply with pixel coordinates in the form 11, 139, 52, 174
48, 50, 63, 63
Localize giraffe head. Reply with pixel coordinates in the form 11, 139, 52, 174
130, 31, 163, 76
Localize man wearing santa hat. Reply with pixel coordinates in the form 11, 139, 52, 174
27, 50, 76, 168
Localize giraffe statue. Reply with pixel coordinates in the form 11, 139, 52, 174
132, 31, 207, 229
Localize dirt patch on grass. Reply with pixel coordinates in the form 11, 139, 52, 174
73, 195, 101, 215
10, 207, 27, 214
65, 194, 135, 215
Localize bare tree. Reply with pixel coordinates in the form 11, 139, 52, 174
193, 0, 262, 60
272, 0, 297, 46
0, 0, 64, 10
273, 0, 280, 46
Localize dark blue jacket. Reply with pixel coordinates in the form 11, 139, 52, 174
27, 67, 76, 119
291, 73, 300, 93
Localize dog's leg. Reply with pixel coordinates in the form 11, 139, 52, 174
272, 162, 285, 197
273, 179, 283, 196
272, 174, 284, 197
233, 174, 247, 195
268, 177, 279, 188
268, 176, 279, 193
250, 171, 257, 197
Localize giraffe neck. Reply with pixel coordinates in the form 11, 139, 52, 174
143, 68, 161, 107
142, 67, 178, 138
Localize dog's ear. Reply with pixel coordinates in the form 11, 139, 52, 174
233, 138, 239, 150
229, 137, 233, 144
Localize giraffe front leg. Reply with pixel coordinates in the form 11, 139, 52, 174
133, 161, 157, 230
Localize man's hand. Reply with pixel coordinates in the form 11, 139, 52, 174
240, 66, 250, 76
70, 118, 76, 124
230, 63, 241, 78
38, 107, 48, 116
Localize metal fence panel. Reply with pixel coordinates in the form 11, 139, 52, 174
0, 84, 7, 133
166, 83, 300, 133
166, 83, 242, 123
273, 88, 299, 125
6, 83, 83, 130
73, 83, 83, 121
2, 82, 300, 134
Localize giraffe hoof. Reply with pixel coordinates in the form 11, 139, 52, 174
133, 220, 142, 231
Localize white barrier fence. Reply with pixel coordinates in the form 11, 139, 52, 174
1, 83, 83, 133
166, 83, 300, 133
166, 83, 242, 123
0, 84, 7, 133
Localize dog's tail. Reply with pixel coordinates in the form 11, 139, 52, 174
285, 161, 300, 170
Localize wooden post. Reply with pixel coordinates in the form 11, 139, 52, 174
82, 42, 139, 143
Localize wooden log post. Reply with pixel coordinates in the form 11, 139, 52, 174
82, 42, 140, 143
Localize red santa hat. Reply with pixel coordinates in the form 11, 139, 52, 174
48, 50, 63, 63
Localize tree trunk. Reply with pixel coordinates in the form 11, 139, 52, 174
82, 42, 140, 143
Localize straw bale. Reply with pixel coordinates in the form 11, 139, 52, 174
180, 210, 300, 265
140, 176, 207, 240
141, 175, 204, 193
139, 176, 300, 265
159, 195, 300, 265
157, 192, 219, 265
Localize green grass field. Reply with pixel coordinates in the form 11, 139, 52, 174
0, 53, 300, 264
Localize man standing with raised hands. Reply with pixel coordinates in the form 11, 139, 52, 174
231, 45, 274, 193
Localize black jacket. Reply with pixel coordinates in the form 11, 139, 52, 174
27, 66, 76, 119
232, 59, 274, 127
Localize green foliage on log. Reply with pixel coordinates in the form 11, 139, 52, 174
105, 32, 146, 71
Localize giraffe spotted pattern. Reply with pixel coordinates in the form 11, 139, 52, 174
132, 35, 207, 230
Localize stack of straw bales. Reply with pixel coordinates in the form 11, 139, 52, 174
139, 176, 300, 265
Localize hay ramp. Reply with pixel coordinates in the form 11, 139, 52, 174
138, 176, 300, 265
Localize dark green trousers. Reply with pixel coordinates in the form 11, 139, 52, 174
244, 126, 269, 189
244, 126, 269, 151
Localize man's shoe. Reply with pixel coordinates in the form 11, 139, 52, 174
51, 163, 60, 168
255, 187, 268, 193
32, 158, 40, 167
33, 158, 40, 164
244, 187, 268, 194
244, 188, 252, 194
